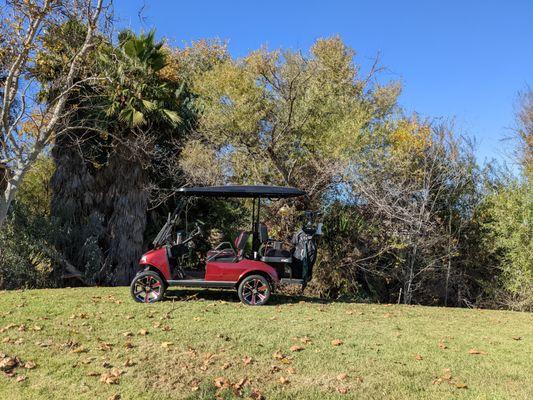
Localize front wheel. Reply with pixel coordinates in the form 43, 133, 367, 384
238, 275, 271, 306
130, 271, 166, 303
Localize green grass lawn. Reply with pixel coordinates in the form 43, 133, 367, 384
0, 287, 531, 400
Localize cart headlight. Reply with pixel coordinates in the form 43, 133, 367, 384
140, 255, 147, 263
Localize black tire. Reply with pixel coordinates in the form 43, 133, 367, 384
238, 274, 271, 306
130, 271, 166, 303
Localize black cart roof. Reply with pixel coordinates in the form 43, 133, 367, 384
176, 185, 306, 199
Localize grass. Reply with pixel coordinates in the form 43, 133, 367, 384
0, 287, 531, 400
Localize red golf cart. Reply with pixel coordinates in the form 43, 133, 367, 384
130, 185, 322, 305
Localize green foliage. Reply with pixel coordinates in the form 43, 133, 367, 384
0, 157, 57, 289
188, 37, 399, 201
102, 30, 182, 128
480, 179, 533, 310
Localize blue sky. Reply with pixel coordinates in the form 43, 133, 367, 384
113, 0, 532, 166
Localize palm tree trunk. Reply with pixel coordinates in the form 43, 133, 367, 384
104, 143, 149, 285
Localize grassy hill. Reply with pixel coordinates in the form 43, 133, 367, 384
0, 287, 531, 400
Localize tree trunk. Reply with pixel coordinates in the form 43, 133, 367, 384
50, 132, 105, 282
103, 143, 149, 285
0, 166, 24, 229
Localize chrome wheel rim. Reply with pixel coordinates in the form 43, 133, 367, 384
133, 275, 162, 303
242, 278, 269, 305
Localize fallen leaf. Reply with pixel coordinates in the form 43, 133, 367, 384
415, 354, 423, 361
438, 341, 447, 350
214, 376, 229, 388
512, 336, 522, 341
337, 373, 348, 381
468, 348, 487, 355
99, 343, 113, 352
221, 362, 231, 370
123, 341, 134, 349
87, 371, 100, 377
455, 382, 468, 389
290, 345, 304, 352
331, 339, 344, 346
300, 337, 312, 344
279, 376, 290, 385
16, 375, 27, 383
286, 367, 296, 374
242, 355, 253, 365
122, 332, 133, 337
233, 377, 247, 390
24, 361, 36, 369
138, 329, 148, 336
124, 359, 135, 367
161, 342, 173, 348
100, 369, 123, 385
0, 357, 19, 371
337, 387, 349, 394
107, 395, 121, 400
32, 325, 42, 331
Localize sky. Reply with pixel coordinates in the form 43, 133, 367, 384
113, 0, 533, 167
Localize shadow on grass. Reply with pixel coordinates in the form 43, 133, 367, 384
163, 287, 330, 306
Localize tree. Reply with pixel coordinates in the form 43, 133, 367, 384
186, 37, 400, 210
343, 118, 479, 304
0, 0, 106, 228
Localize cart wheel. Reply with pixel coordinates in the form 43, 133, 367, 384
238, 275, 271, 306
130, 271, 166, 303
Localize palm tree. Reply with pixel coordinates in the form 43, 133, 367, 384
49, 28, 184, 285
98, 30, 182, 284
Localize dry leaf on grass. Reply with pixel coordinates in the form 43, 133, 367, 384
455, 381, 468, 389
24, 361, 36, 369
233, 377, 247, 391
468, 348, 487, 355
300, 337, 312, 344
331, 339, 344, 346
290, 345, 304, 352
242, 356, 253, 365
100, 369, 123, 385
107, 395, 121, 400
214, 376, 229, 388
161, 342, 173, 348
124, 359, 136, 367
16, 375, 26, 382
415, 354, 423, 361
337, 373, 348, 381
221, 362, 231, 370
438, 341, 448, 350
138, 329, 148, 336
279, 376, 290, 385
337, 387, 349, 394
0, 357, 19, 371
512, 336, 522, 341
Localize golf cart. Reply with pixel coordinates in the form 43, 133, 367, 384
130, 185, 322, 305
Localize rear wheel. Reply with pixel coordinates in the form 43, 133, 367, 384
130, 271, 166, 303
238, 275, 271, 306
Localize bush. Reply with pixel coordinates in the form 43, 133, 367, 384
0, 158, 58, 290
480, 179, 533, 311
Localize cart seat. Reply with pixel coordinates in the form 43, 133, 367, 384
206, 230, 249, 262
261, 247, 292, 263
